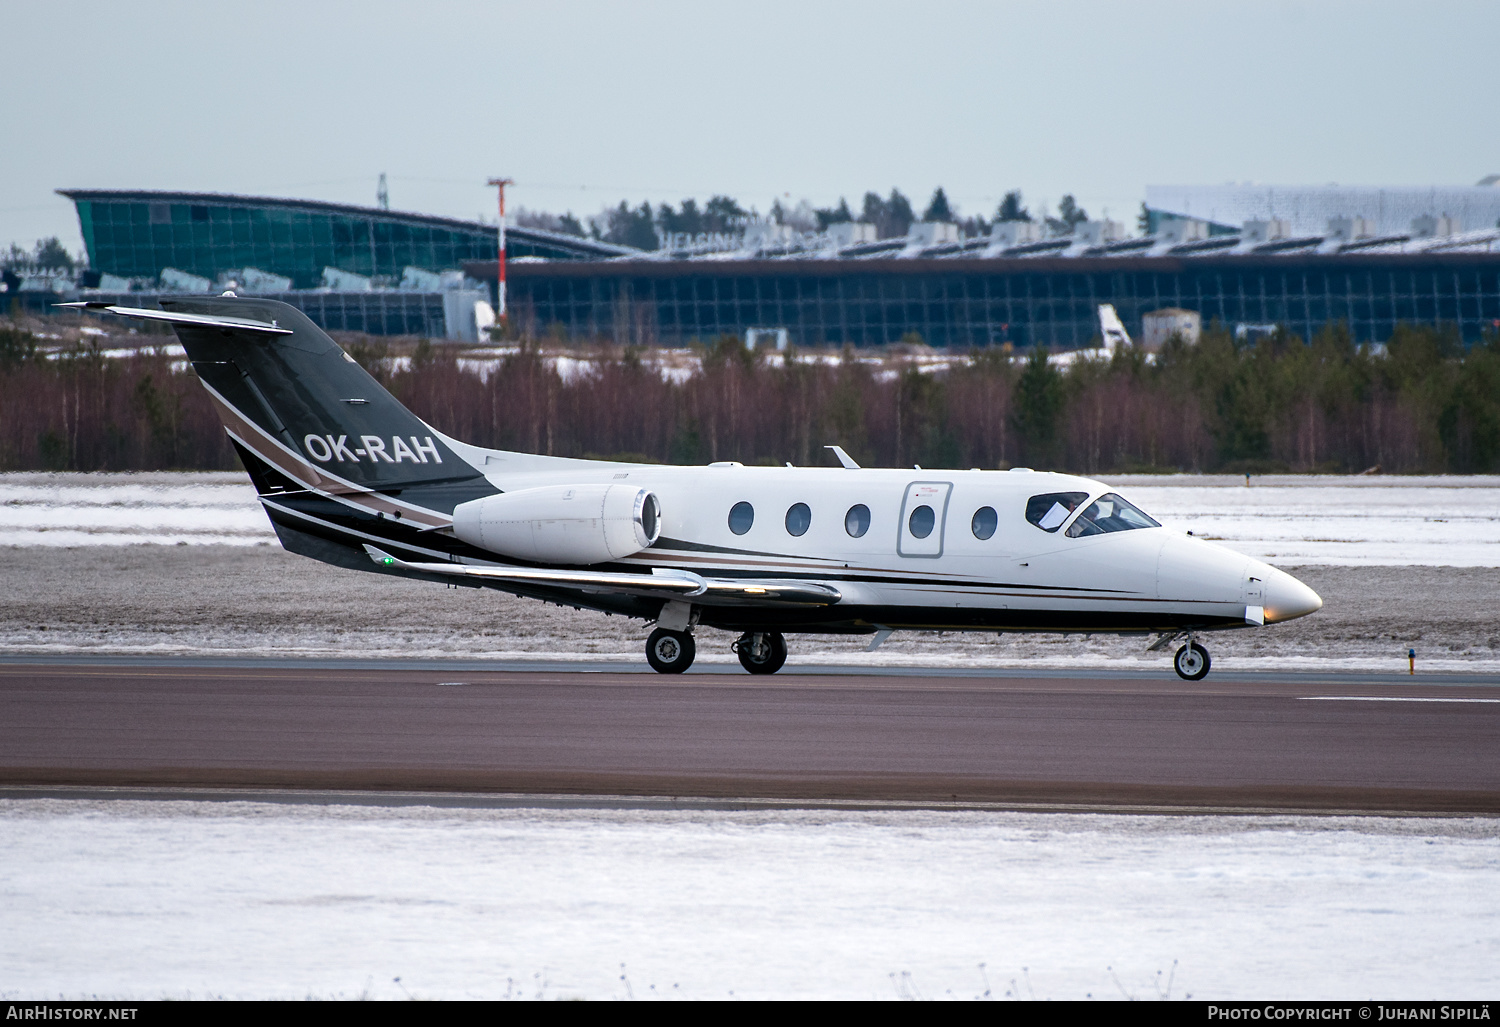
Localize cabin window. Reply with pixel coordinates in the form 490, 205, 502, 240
785, 503, 811, 537
844, 504, 870, 538
1065, 493, 1161, 537
971, 506, 998, 540
908, 505, 935, 539
728, 501, 754, 535
1026, 492, 1090, 532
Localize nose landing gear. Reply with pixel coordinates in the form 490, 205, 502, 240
1173, 641, 1211, 681
734, 631, 788, 675
1148, 629, 1213, 680
646, 627, 696, 673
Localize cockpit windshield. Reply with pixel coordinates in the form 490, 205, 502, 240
1064, 493, 1161, 537
1025, 492, 1090, 532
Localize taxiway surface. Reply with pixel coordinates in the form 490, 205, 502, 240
4, 658, 1499, 813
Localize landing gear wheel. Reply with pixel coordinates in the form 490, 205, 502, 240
735, 631, 787, 675
646, 628, 696, 674
1174, 642, 1211, 681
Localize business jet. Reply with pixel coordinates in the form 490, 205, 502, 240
61, 296, 1321, 679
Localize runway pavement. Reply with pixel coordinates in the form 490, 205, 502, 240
3, 657, 1499, 814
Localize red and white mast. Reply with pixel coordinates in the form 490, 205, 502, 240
487, 177, 513, 323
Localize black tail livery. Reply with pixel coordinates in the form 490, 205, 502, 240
71, 296, 502, 575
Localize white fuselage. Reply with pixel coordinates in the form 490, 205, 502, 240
447, 447, 1320, 632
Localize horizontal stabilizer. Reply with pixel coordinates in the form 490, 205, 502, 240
363, 545, 841, 606
55, 301, 294, 336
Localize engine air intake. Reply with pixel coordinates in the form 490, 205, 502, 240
451, 484, 661, 565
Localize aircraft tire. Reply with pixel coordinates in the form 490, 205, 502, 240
736, 631, 788, 675
1174, 642, 1211, 681
646, 628, 696, 674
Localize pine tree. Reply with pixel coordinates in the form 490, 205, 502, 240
922, 187, 954, 223
1012, 345, 1064, 464
702, 196, 747, 233
996, 191, 1031, 222
676, 199, 704, 235
32, 237, 75, 272
1043, 195, 1089, 237
603, 202, 659, 250
1057, 195, 1088, 228
815, 198, 854, 230
885, 189, 915, 237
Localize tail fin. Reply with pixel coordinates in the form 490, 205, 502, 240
155, 296, 484, 494
1098, 304, 1131, 351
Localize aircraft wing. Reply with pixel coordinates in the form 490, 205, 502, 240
363, 546, 842, 607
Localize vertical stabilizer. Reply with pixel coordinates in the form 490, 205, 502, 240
152, 296, 487, 496
1098, 304, 1131, 352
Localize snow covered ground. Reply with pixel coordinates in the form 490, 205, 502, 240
1115, 476, 1500, 568
4, 472, 1498, 566
0, 473, 268, 547
2, 798, 1497, 1001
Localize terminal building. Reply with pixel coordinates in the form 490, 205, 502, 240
47, 189, 629, 339
477, 182, 1500, 348
22, 183, 1500, 347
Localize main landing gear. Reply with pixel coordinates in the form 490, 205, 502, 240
644, 626, 790, 675
645, 628, 696, 674
734, 631, 787, 675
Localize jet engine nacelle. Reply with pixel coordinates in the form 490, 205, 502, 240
451, 484, 661, 565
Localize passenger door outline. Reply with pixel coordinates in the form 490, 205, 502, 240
897, 481, 953, 558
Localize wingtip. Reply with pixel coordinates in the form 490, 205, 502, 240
363, 544, 401, 568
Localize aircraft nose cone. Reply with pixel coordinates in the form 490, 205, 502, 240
1262, 568, 1323, 623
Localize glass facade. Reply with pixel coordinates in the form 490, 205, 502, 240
63, 191, 622, 289
508, 255, 1500, 347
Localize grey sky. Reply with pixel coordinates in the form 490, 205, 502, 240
4, 0, 1497, 254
